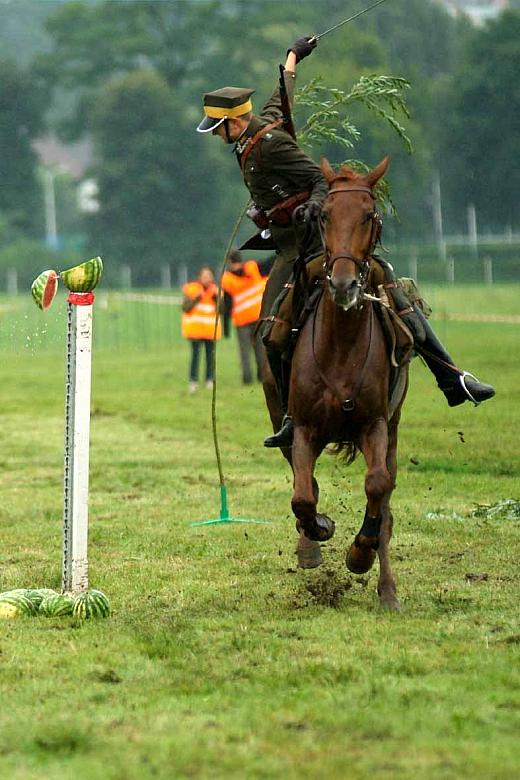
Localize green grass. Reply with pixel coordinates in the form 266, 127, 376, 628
0, 286, 519, 779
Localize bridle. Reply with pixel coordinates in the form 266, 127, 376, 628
321, 185, 383, 291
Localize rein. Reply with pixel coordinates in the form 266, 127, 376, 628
309, 182, 382, 413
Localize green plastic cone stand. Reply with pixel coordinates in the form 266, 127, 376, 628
191, 485, 269, 527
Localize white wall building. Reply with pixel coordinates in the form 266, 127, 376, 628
438, 0, 510, 24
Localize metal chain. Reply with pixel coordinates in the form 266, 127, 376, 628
62, 301, 73, 591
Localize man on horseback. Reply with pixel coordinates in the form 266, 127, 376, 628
196, 37, 494, 448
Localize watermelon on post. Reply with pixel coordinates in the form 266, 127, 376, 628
60, 256, 103, 293
72, 589, 110, 619
39, 593, 75, 617
31, 270, 58, 310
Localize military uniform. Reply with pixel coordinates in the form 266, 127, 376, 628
197, 40, 495, 446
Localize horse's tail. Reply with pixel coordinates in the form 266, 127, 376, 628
327, 440, 358, 465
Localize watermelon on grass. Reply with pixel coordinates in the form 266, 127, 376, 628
39, 593, 75, 617
72, 589, 110, 619
60, 256, 103, 293
31, 270, 58, 310
0, 591, 37, 618
25, 588, 58, 609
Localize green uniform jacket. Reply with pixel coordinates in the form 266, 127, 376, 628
235, 70, 328, 260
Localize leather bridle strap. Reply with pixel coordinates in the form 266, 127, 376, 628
322, 184, 379, 273
327, 186, 375, 198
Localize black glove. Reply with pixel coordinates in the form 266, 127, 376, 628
288, 36, 317, 64
300, 200, 321, 222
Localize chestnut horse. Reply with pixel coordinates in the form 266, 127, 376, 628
267, 156, 407, 611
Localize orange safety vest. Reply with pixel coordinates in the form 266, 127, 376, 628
221, 260, 267, 327
181, 281, 222, 340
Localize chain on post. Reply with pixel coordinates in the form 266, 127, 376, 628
62, 300, 74, 592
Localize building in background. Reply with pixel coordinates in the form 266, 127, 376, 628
439, 0, 510, 24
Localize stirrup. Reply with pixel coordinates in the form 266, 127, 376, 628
459, 371, 481, 406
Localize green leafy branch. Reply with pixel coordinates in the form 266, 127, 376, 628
295, 74, 412, 215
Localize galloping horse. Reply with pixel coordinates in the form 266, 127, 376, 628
266, 156, 407, 611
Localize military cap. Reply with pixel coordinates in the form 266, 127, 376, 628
197, 87, 255, 133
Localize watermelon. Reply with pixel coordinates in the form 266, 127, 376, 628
31, 269, 58, 310
72, 589, 110, 619
60, 256, 103, 293
25, 588, 58, 609
0, 591, 37, 617
39, 593, 75, 617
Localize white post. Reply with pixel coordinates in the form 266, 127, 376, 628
120, 265, 132, 289
467, 203, 479, 260
43, 169, 58, 249
177, 263, 188, 287
160, 264, 171, 289
432, 171, 446, 263
446, 256, 455, 284
409, 250, 418, 281
483, 256, 493, 285
62, 295, 94, 594
6, 268, 18, 295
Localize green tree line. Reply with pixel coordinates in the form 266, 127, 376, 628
0, 0, 519, 283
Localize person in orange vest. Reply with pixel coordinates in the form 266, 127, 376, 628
221, 249, 267, 384
181, 266, 221, 394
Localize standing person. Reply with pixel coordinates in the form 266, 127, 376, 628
221, 249, 267, 384
196, 37, 494, 446
181, 266, 221, 394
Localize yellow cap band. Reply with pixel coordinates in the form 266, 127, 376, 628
204, 100, 253, 119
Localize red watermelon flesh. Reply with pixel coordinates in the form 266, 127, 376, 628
31, 270, 58, 311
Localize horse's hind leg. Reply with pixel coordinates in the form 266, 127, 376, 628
347, 418, 392, 578
291, 426, 334, 568
376, 413, 401, 611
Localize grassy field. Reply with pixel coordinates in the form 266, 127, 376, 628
0, 285, 519, 779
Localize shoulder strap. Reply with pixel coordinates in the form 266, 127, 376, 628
240, 119, 283, 172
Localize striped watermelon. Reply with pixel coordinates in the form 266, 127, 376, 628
39, 593, 75, 617
31, 270, 58, 310
72, 589, 110, 619
60, 256, 103, 293
25, 588, 58, 609
0, 591, 37, 617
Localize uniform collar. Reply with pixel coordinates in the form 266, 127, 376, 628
233, 115, 265, 157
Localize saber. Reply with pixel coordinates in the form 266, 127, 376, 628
310, 0, 390, 42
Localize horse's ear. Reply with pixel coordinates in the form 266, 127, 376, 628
365, 156, 390, 188
321, 157, 336, 182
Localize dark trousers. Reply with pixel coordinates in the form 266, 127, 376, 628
188, 339, 214, 383
237, 323, 264, 383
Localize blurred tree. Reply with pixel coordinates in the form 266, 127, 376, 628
0, 59, 47, 238
440, 10, 520, 232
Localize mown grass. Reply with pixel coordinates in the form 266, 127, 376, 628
0, 285, 519, 779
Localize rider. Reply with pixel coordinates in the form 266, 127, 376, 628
196, 37, 495, 447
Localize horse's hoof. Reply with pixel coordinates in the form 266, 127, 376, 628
379, 594, 401, 612
315, 513, 335, 541
296, 533, 323, 569
346, 538, 377, 574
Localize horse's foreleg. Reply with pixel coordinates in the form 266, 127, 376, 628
346, 417, 391, 577
291, 426, 334, 568
376, 414, 401, 611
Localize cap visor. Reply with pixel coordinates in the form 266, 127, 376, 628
196, 115, 225, 133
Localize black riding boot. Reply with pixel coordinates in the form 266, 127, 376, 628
411, 306, 495, 406
263, 350, 294, 448
376, 258, 495, 407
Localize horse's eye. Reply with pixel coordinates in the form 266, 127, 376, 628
320, 211, 329, 224
364, 211, 375, 224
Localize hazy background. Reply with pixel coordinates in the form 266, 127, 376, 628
1, 0, 519, 286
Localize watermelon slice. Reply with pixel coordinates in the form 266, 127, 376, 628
31, 270, 58, 310
60, 256, 103, 293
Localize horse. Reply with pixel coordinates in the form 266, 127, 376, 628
264, 156, 407, 611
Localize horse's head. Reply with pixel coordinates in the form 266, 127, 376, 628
320, 157, 389, 311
